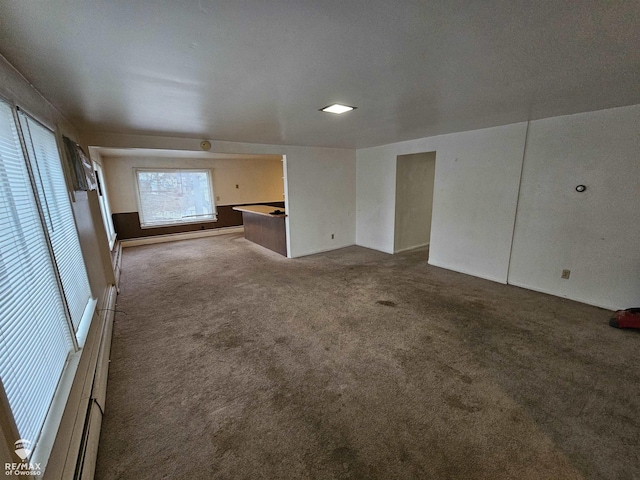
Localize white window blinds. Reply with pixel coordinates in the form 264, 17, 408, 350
18, 112, 92, 331
0, 100, 75, 446
135, 169, 216, 227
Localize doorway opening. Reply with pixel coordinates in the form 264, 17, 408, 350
87, 147, 286, 253
393, 152, 436, 255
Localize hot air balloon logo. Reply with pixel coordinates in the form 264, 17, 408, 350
14, 439, 32, 461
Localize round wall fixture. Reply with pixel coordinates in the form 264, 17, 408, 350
575, 185, 586, 192
200, 140, 211, 151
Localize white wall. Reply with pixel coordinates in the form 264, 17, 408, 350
81, 132, 356, 258
284, 148, 356, 257
357, 122, 528, 282
355, 146, 397, 253
508, 105, 640, 310
430, 124, 527, 283
357, 105, 640, 309
394, 152, 436, 253
101, 155, 284, 213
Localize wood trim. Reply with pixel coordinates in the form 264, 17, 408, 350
241, 211, 287, 256
112, 202, 285, 240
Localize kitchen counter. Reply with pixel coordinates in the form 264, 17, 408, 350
232, 205, 286, 217
232, 204, 287, 256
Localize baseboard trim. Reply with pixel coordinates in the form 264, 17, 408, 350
427, 258, 507, 284
291, 242, 356, 258
354, 241, 394, 255
506, 280, 616, 311
121, 226, 244, 247
394, 242, 429, 254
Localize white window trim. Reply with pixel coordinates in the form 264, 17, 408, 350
93, 160, 117, 250
30, 344, 82, 471
133, 167, 217, 228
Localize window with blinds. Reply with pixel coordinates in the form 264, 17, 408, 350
135, 168, 216, 227
18, 111, 92, 331
0, 99, 94, 460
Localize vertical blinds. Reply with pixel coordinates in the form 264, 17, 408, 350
18, 112, 92, 331
0, 101, 75, 446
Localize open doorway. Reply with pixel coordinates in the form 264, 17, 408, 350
394, 152, 436, 254
87, 147, 286, 252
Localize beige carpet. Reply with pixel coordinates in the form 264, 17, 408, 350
95, 233, 639, 479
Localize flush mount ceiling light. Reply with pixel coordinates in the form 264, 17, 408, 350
320, 103, 356, 114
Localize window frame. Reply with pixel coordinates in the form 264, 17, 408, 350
133, 167, 217, 228
17, 109, 94, 338
93, 159, 117, 250
0, 97, 96, 470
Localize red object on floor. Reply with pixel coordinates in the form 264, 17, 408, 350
609, 308, 640, 329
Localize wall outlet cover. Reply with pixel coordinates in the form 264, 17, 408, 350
561, 269, 571, 279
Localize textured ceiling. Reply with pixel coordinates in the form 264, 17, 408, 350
0, 0, 638, 148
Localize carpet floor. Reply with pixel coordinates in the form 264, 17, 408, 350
95, 233, 639, 479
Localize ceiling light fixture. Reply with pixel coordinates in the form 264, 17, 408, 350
320, 103, 356, 114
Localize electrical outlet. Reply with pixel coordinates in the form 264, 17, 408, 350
561, 269, 571, 279
331, 234, 334, 239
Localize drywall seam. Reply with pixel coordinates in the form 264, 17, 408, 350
282, 155, 292, 258
506, 120, 530, 283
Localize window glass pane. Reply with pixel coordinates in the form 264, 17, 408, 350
136, 169, 215, 227
18, 112, 93, 332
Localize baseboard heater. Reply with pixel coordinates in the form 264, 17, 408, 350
72, 285, 116, 480
120, 225, 244, 248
